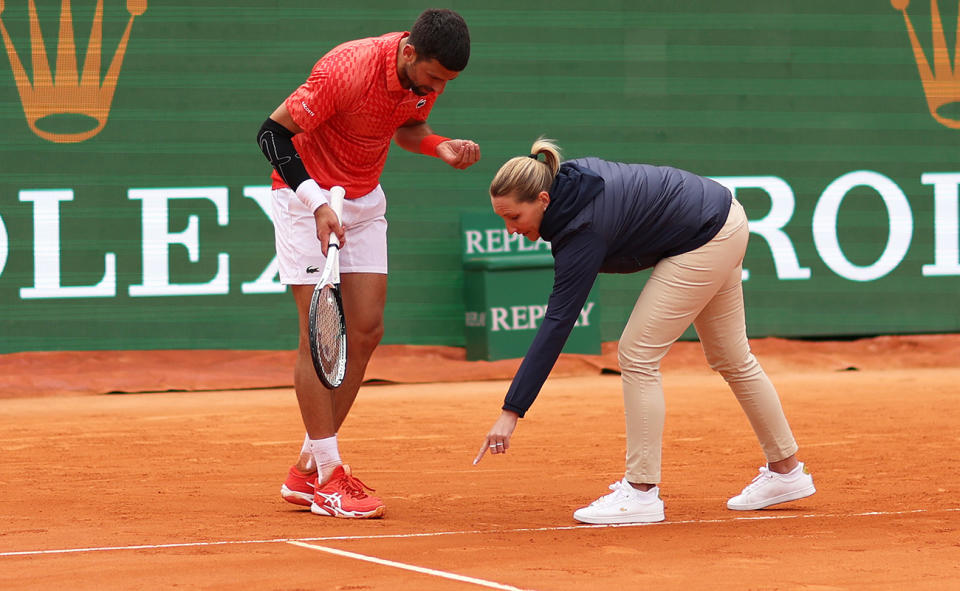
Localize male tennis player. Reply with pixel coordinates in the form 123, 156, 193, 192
256, 9, 479, 518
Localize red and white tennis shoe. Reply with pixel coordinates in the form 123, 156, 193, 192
281, 465, 318, 507
727, 462, 816, 510
311, 464, 385, 519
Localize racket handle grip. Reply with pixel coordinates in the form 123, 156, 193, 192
327, 186, 345, 249
329, 186, 345, 220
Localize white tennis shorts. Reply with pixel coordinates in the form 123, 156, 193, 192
271, 184, 388, 285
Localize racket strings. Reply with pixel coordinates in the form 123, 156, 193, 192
314, 286, 345, 381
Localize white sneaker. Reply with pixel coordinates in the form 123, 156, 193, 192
573, 478, 665, 524
727, 462, 816, 511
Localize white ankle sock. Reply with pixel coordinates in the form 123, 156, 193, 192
624, 479, 659, 497
772, 462, 803, 478
307, 435, 342, 483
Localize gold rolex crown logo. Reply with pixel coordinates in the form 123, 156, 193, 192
892, 0, 960, 129
0, 0, 147, 143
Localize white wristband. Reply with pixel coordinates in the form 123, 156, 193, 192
294, 179, 329, 214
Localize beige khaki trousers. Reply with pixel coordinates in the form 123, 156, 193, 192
618, 199, 799, 484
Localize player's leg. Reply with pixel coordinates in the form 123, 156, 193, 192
268, 185, 342, 445
293, 283, 338, 438
275, 284, 339, 503
284, 276, 387, 450
331, 272, 387, 429
325, 185, 389, 431
270, 185, 339, 506
290, 278, 386, 519
276, 184, 388, 517
691, 199, 814, 509
270, 184, 382, 516
306, 188, 388, 519
279, 284, 342, 506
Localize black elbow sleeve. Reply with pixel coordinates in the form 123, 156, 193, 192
256, 118, 311, 190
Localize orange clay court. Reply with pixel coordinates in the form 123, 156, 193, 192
1, 335, 959, 590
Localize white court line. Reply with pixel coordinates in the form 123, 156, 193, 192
1, 506, 957, 558
288, 540, 531, 591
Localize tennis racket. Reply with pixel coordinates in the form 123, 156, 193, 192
308, 186, 347, 389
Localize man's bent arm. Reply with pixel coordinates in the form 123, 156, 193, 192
394, 120, 440, 154
256, 102, 342, 250
394, 119, 480, 169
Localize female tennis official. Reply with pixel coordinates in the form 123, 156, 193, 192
473, 138, 815, 524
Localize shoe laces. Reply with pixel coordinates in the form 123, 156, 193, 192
592, 479, 632, 506
336, 472, 376, 499
741, 466, 777, 494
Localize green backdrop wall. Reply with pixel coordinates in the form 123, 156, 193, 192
1, 0, 958, 353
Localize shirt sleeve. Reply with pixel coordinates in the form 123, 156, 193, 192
413, 93, 438, 123
285, 46, 367, 133
502, 229, 607, 417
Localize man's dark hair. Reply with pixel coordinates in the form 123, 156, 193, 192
408, 9, 470, 71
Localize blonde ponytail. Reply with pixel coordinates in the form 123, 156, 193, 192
489, 137, 563, 202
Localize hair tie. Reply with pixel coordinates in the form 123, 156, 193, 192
528, 153, 538, 160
